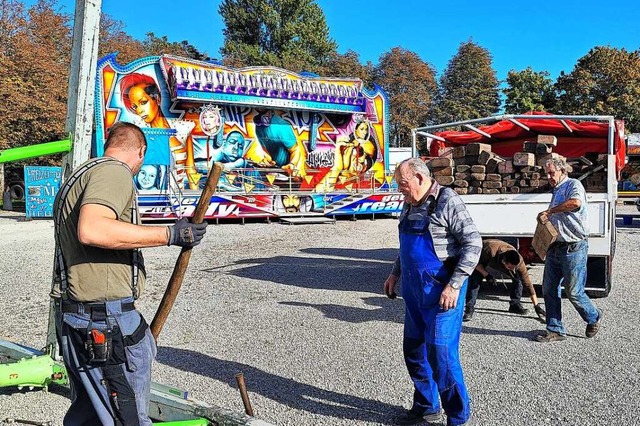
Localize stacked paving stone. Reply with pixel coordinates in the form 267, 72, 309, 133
567, 153, 609, 192
427, 135, 608, 194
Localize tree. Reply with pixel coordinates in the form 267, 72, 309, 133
322, 50, 373, 87
99, 15, 146, 65
219, 0, 337, 72
0, 0, 71, 157
555, 46, 640, 132
433, 40, 501, 123
143, 32, 209, 61
503, 66, 556, 113
373, 47, 438, 147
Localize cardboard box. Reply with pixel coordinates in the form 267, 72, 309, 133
532, 219, 558, 261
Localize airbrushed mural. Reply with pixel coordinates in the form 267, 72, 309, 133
95, 54, 397, 219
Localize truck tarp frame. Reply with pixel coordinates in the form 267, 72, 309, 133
411, 113, 626, 179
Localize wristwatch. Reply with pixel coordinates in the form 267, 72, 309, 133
449, 281, 461, 290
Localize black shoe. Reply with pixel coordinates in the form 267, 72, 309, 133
462, 307, 474, 322
586, 309, 602, 338
534, 304, 546, 322
394, 409, 442, 425
508, 303, 529, 315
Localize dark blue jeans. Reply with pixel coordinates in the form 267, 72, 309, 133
542, 240, 599, 335
465, 270, 523, 309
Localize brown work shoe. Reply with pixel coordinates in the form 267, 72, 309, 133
535, 331, 567, 343
586, 310, 602, 338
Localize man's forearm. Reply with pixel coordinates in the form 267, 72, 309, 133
475, 264, 489, 277
79, 216, 169, 249
548, 198, 581, 214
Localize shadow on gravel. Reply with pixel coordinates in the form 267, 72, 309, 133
462, 325, 538, 340
301, 247, 398, 262
0, 382, 70, 398
156, 347, 401, 424
204, 251, 393, 294
281, 296, 404, 324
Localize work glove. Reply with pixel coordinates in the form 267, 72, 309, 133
167, 218, 208, 248
485, 274, 496, 286
534, 304, 547, 322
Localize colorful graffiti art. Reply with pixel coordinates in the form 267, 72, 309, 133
95, 54, 395, 219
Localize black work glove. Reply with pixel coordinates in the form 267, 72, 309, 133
485, 274, 496, 286
534, 304, 547, 322
167, 218, 207, 248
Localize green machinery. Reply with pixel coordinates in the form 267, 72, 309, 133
0, 338, 266, 425
0, 139, 72, 165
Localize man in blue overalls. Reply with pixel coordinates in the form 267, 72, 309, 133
384, 158, 482, 426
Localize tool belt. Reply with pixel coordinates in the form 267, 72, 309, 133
61, 300, 136, 321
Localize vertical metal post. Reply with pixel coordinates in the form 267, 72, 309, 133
411, 130, 417, 158
62, 0, 102, 176
308, 112, 318, 152
46, 0, 102, 357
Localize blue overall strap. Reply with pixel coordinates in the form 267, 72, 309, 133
53, 157, 140, 299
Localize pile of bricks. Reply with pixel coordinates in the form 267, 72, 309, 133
427, 135, 608, 194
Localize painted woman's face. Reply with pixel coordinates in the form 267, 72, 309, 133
202, 112, 220, 132
128, 84, 159, 124
138, 165, 157, 190
355, 122, 368, 139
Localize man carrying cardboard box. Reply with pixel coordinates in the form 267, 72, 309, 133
535, 158, 602, 342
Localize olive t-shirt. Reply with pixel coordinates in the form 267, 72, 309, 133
53, 158, 146, 302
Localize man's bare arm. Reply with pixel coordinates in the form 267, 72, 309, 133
78, 204, 168, 250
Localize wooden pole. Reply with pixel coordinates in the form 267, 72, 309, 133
150, 163, 224, 340
235, 373, 255, 417
62, 0, 101, 175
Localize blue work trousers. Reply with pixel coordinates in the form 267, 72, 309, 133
399, 213, 470, 426
56, 297, 156, 426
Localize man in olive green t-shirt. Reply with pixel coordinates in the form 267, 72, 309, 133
53, 122, 207, 425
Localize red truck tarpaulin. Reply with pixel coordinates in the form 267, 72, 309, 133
428, 112, 626, 179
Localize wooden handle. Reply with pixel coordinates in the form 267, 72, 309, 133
235, 372, 254, 417
150, 162, 224, 340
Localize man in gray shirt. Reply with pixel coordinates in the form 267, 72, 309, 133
535, 158, 602, 343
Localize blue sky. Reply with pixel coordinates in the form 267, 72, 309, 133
49, 0, 639, 82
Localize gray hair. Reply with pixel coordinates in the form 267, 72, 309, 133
544, 157, 569, 174
395, 157, 431, 179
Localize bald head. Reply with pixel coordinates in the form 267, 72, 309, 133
104, 122, 147, 174
104, 122, 147, 153
395, 158, 433, 206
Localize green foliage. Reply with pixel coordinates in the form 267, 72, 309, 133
0, 0, 71, 160
322, 50, 374, 87
433, 40, 500, 123
99, 15, 146, 64
219, 0, 337, 72
555, 46, 640, 132
373, 47, 438, 147
503, 66, 556, 113
143, 32, 210, 61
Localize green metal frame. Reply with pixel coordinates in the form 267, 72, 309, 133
0, 139, 72, 164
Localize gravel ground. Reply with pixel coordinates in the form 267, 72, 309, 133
1, 208, 639, 426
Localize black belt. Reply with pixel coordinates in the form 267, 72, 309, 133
61, 300, 136, 315
551, 241, 579, 248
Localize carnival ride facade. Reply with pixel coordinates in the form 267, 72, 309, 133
95, 54, 400, 221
